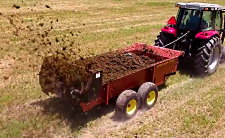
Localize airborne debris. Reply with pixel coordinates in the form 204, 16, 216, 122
3, 76, 9, 80
62, 47, 67, 51
39, 23, 44, 26
70, 31, 74, 36
55, 37, 59, 42
12, 4, 21, 9
45, 5, 51, 8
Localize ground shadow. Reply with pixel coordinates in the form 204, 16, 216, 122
220, 54, 225, 64
221, 47, 225, 64
177, 60, 195, 77
158, 83, 168, 91
178, 56, 225, 78
32, 97, 116, 131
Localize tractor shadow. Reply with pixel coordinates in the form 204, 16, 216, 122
178, 56, 225, 77
32, 97, 116, 131
220, 52, 225, 64
220, 47, 225, 64
177, 61, 195, 77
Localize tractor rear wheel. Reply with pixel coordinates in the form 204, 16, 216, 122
193, 36, 221, 75
154, 32, 174, 47
115, 90, 139, 119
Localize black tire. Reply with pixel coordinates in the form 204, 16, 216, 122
154, 32, 174, 47
193, 36, 221, 76
115, 90, 139, 119
137, 82, 158, 110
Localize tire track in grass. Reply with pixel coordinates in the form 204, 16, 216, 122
0, 58, 14, 88
156, 88, 225, 137
54, 12, 171, 30
106, 84, 225, 137
208, 113, 225, 137
107, 66, 225, 137
90, 22, 162, 33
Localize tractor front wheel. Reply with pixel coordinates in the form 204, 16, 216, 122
154, 32, 174, 47
193, 36, 221, 75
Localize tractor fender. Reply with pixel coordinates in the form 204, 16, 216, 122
195, 30, 219, 40
161, 26, 177, 37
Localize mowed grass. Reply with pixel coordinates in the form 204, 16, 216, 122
0, 0, 225, 137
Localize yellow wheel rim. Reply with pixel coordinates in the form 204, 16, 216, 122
126, 99, 137, 115
147, 91, 156, 105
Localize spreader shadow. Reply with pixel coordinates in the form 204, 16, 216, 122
32, 97, 116, 131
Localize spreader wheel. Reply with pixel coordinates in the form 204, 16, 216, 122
115, 90, 140, 119
193, 36, 221, 75
137, 82, 158, 110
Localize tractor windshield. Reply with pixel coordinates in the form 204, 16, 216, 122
178, 9, 214, 31
178, 9, 201, 30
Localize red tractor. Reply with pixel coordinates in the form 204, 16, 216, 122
155, 2, 225, 75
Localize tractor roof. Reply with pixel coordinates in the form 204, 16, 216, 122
176, 2, 225, 11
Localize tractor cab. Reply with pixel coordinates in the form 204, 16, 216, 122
176, 3, 224, 32
154, 3, 225, 76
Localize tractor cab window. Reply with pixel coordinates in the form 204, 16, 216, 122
179, 9, 201, 30
201, 11, 213, 30
215, 11, 222, 30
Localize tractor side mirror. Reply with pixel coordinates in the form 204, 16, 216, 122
167, 16, 177, 26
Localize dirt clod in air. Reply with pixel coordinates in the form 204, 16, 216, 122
13, 4, 21, 9
39, 23, 44, 26
45, 5, 51, 8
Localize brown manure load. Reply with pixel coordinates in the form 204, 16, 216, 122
39, 47, 155, 103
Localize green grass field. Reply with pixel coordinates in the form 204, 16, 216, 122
0, 0, 225, 137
